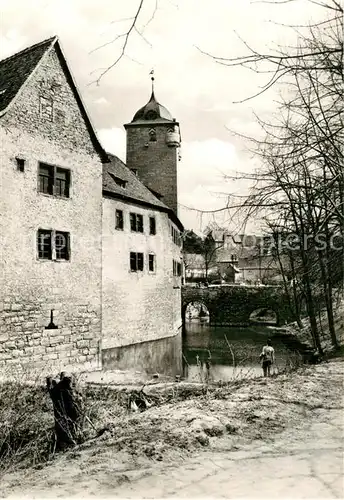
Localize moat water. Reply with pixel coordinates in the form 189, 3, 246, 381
183, 319, 293, 382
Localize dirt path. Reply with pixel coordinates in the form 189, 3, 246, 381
1, 361, 343, 499
114, 406, 343, 499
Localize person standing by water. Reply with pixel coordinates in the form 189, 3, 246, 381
205, 351, 212, 383
260, 339, 275, 377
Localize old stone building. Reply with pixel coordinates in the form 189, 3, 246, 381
184, 229, 285, 285
0, 37, 183, 376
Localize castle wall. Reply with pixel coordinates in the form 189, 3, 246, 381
102, 197, 183, 374
0, 48, 103, 373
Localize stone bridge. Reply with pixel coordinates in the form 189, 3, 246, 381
182, 285, 294, 327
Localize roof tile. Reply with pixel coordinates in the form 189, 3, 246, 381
103, 153, 169, 210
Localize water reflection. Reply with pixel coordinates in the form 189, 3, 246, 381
183, 319, 291, 382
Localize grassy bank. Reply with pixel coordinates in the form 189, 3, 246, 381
1, 358, 343, 494
272, 298, 344, 356
1, 302, 343, 493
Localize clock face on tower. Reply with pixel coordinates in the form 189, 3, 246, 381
145, 110, 158, 120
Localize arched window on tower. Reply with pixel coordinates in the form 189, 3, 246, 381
149, 128, 157, 142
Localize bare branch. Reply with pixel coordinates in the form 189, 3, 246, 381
90, 0, 145, 84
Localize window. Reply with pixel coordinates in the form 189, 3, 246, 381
130, 252, 144, 272
115, 209, 124, 230
137, 215, 144, 232
173, 259, 182, 277
170, 224, 181, 246
177, 262, 182, 276
231, 254, 237, 261
16, 158, 25, 172
55, 168, 70, 197
130, 213, 144, 233
109, 172, 127, 188
39, 96, 53, 121
39, 163, 54, 195
38, 162, 70, 198
37, 229, 52, 260
55, 232, 70, 260
146, 110, 157, 120
37, 229, 70, 261
148, 254, 156, 272
149, 128, 157, 142
149, 217, 156, 235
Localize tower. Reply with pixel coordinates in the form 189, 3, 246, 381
124, 76, 181, 215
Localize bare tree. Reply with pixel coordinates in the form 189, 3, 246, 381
232, 29, 343, 350
95, 0, 343, 351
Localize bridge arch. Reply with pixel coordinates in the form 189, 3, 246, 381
248, 307, 278, 326
184, 301, 210, 322
182, 285, 293, 327
182, 300, 214, 340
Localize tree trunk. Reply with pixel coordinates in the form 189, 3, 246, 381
46, 373, 82, 451
317, 251, 339, 349
288, 251, 303, 328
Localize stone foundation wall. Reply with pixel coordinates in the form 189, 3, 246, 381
0, 294, 101, 373
102, 330, 183, 377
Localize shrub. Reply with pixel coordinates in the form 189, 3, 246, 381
0, 381, 54, 474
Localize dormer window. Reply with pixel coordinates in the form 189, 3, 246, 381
109, 173, 127, 188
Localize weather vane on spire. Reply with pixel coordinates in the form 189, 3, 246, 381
149, 69, 155, 93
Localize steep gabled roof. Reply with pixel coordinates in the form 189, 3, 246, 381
0, 36, 108, 161
103, 153, 184, 231
0, 37, 56, 113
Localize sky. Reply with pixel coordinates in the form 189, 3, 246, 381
0, 0, 323, 235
